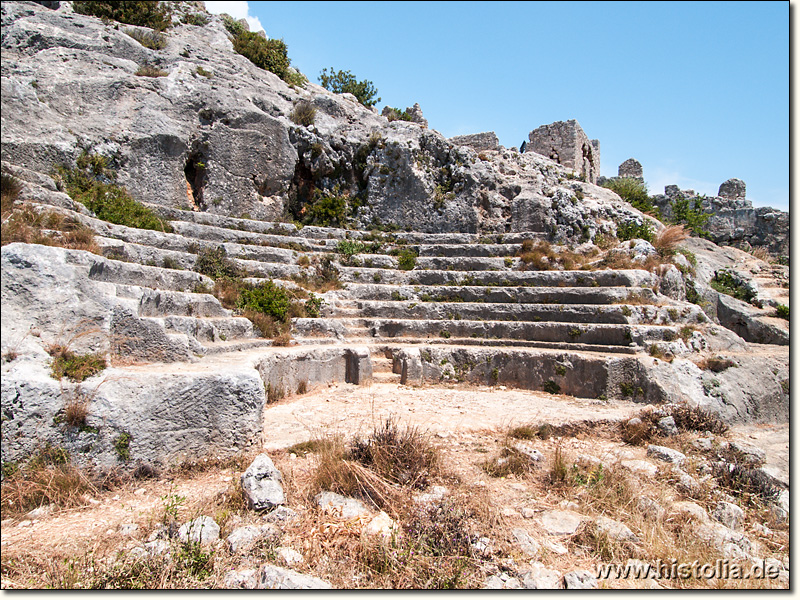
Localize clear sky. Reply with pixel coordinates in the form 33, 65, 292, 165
206, 1, 789, 212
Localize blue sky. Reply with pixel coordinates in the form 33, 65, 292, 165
206, 1, 789, 212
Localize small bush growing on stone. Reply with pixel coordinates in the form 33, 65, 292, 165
709, 269, 757, 305
290, 100, 316, 126
616, 220, 655, 243
58, 154, 172, 233
48, 345, 106, 382
224, 16, 291, 81
114, 431, 132, 462
319, 67, 381, 107
237, 280, 291, 322
74, 1, 172, 30
383, 107, 413, 122
601, 177, 653, 213
396, 248, 418, 271
194, 246, 240, 280
543, 380, 561, 394
776, 304, 789, 320
1, 204, 98, 252
124, 27, 167, 50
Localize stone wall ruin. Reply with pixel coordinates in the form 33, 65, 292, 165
525, 119, 600, 184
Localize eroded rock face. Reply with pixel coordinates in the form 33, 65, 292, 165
0, 3, 642, 239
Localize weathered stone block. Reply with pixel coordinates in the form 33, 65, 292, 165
526, 120, 600, 184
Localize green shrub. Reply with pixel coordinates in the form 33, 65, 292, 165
114, 431, 132, 461
237, 280, 291, 321
384, 107, 413, 122
543, 380, 561, 394
397, 248, 418, 271
304, 293, 324, 318
290, 100, 316, 126
195, 66, 212, 78
336, 239, 366, 258
616, 220, 654, 242
319, 68, 380, 107
670, 194, 710, 237
49, 347, 106, 382
181, 12, 209, 26
223, 15, 293, 82
710, 269, 757, 305
776, 304, 789, 320
194, 246, 240, 280
307, 192, 347, 227
601, 178, 653, 213
58, 155, 172, 232
124, 27, 167, 50
73, 1, 171, 30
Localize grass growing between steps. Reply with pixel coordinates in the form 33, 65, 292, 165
193, 247, 324, 343
56, 153, 172, 233
1, 179, 99, 252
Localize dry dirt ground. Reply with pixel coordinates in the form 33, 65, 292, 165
0, 380, 790, 589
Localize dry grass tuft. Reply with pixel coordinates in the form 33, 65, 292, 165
0, 446, 98, 519
653, 225, 689, 255
1, 204, 99, 253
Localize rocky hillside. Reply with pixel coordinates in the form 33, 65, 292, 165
0, 2, 790, 589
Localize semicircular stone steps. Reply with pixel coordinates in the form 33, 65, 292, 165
23, 197, 704, 375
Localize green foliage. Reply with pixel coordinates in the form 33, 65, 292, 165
543, 380, 561, 394
776, 304, 789, 320
602, 178, 653, 213
306, 190, 347, 227
58, 154, 172, 232
671, 194, 710, 237
114, 431, 132, 461
290, 100, 316, 126
124, 27, 167, 50
319, 67, 380, 107
304, 293, 324, 318
73, 1, 172, 31
223, 15, 295, 82
616, 219, 654, 242
195, 66, 212, 78
384, 107, 413, 122
336, 239, 366, 258
397, 248, 418, 271
237, 280, 291, 321
49, 349, 106, 382
181, 12, 209, 26
710, 269, 757, 305
194, 246, 240, 280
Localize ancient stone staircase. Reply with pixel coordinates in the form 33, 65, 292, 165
22, 199, 708, 398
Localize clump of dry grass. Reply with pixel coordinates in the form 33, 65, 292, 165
1, 204, 99, 253
1, 172, 23, 218
518, 240, 587, 271
349, 420, 439, 490
0, 446, 98, 519
620, 404, 728, 445
480, 446, 538, 478
653, 225, 689, 256
694, 356, 736, 372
